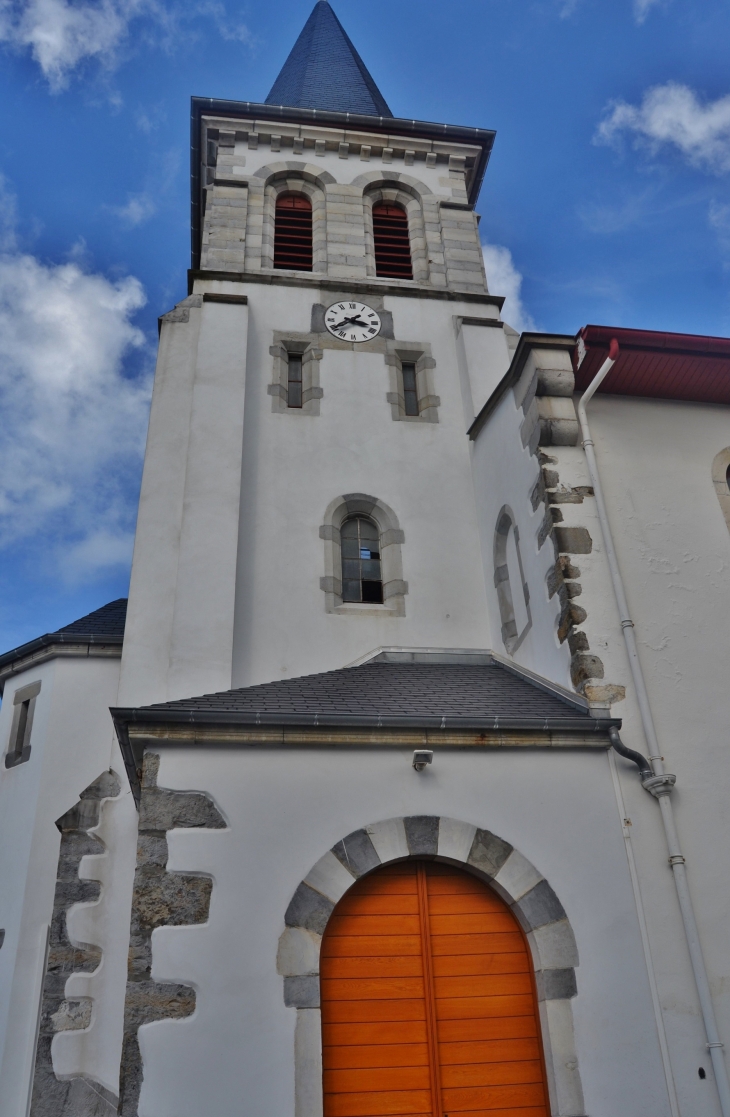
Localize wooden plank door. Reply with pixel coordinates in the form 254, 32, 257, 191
320, 860, 549, 1117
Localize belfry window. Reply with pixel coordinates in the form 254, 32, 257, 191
372, 203, 413, 279
341, 516, 383, 603
274, 194, 313, 271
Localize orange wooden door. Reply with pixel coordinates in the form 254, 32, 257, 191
320, 860, 549, 1117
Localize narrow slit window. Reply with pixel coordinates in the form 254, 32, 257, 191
287, 353, 303, 408
341, 517, 383, 603
14, 701, 30, 753
6, 681, 40, 769
372, 203, 413, 279
274, 194, 313, 272
401, 362, 419, 416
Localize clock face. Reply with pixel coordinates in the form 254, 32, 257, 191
325, 301, 382, 343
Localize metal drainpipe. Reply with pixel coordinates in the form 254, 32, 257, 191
577, 341, 730, 1117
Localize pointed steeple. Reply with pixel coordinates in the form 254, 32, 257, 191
265, 0, 392, 117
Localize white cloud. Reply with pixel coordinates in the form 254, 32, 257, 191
0, 191, 151, 579
634, 0, 664, 23
0, 0, 252, 90
482, 243, 536, 334
596, 82, 730, 174
197, 0, 252, 44
109, 192, 156, 227
0, 0, 151, 90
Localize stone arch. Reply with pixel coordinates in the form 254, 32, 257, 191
277, 815, 585, 1117
360, 178, 429, 283
319, 493, 407, 616
712, 446, 730, 534
494, 504, 532, 655
350, 169, 435, 197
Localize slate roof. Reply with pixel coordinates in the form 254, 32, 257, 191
265, 0, 392, 117
55, 599, 128, 638
115, 656, 616, 731
0, 599, 127, 680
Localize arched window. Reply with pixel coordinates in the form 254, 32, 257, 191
373, 202, 413, 279
321, 860, 550, 1117
341, 516, 383, 603
274, 194, 312, 271
494, 506, 532, 654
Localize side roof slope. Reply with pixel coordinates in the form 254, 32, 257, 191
0, 599, 127, 690
114, 656, 609, 728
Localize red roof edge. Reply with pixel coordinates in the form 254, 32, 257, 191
579, 324, 730, 359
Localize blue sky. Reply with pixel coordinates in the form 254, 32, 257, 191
1, 0, 729, 651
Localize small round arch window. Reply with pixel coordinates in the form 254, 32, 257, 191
341, 516, 383, 603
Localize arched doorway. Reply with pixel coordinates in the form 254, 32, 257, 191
321, 860, 549, 1117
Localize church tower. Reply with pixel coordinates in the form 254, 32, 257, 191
118, 0, 510, 710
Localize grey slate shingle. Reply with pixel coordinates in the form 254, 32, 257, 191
0, 599, 127, 673
140, 661, 590, 722
265, 0, 392, 117
56, 599, 128, 638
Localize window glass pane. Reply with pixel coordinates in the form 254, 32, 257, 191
402, 364, 416, 392
402, 362, 419, 416
361, 580, 383, 603
287, 354, 303, 409
340, 516, 382, 604
288, 382, 302, 408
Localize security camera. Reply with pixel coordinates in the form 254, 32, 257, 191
412, 750, 433, 772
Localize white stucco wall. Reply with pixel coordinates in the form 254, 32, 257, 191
568, 395, 730, 1090
470, 386, 572, 688
131, 743, 678, 1117
0, 655, 123, 1117
226, 283, 506, 687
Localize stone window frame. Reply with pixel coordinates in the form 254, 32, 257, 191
261, 173, 328, 274
384, 342, 440, 423
268, 332, 324, 416
494, 505, 533, 655
363, 184, 429, 284
5, 679, 41, 768
277, 814, 586, 1117
712, 446, 730, 534
319, 494, 407, 617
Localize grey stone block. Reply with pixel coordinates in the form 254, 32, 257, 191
554, 526, 593, 555
404, 816, 439, 856
514, 879, 567, 931
284, 974, 320, 1008
285, 882, 335, 934
332, 829, 381, 877
536, 968, 578, 1001
467, 828, 513, 879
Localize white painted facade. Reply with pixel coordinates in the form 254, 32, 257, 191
1, 18, 729, 1117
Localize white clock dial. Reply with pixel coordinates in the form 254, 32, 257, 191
324, 300, 382, 343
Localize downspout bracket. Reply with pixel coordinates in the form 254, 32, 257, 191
642, 773, 677, 798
